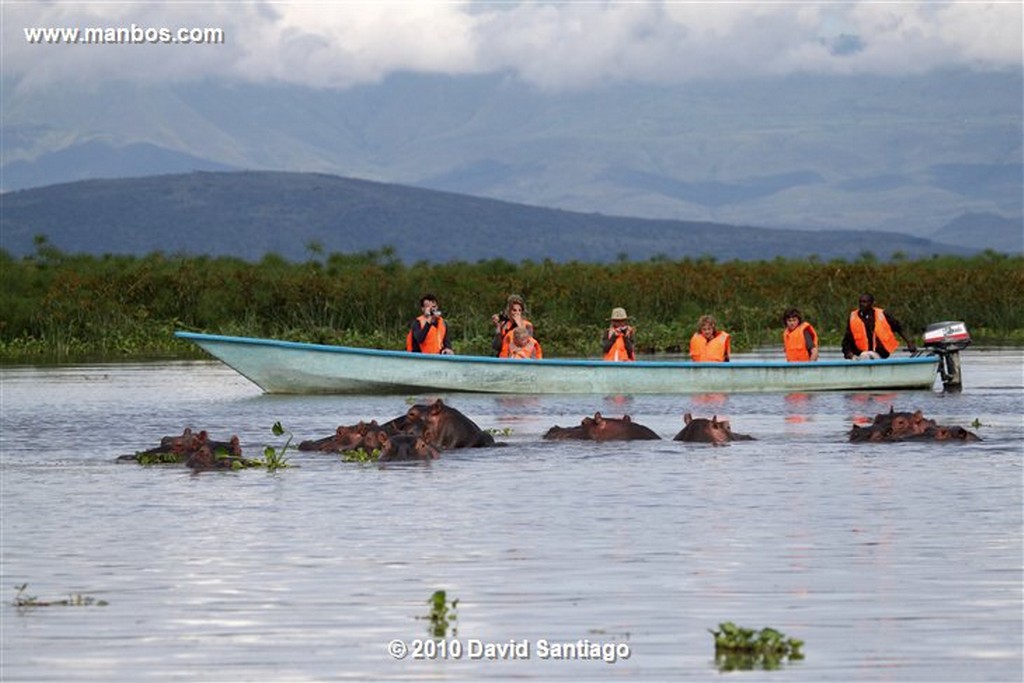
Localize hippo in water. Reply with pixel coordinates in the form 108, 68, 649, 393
299, 421, 384, 452
673, 413, 755, 443
543, 412, 661, 441
377, 434, 442, 462
849, 407, 981, 442
184, 444, 258, 471
391, 399, 495, 449
118, 429, 243, 463
118, 429, 252, 468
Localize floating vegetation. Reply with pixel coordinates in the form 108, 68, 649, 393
971, 417, 984, 428
486, 427, 513, 437
13, 583, 108, 608
341, 447, 381, 463
134, 451, 183, 465
417, 590, 458, 638
709, 621, 804, 671
261, 421, 293, 471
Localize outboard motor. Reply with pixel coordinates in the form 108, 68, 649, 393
923, 321, 971, 391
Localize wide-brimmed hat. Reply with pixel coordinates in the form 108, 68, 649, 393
608, 307, 629, 320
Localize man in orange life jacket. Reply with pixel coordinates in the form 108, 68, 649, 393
690, 314, 730, 362
602, 307, 635, 361
841, 293, 916, 360
406, 294, 453, 355
782, 308, 819, 362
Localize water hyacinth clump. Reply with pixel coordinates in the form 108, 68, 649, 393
709, 621, 804, 671
13, 584, 108, 608
261, 421, 293, 471
418, 590, 459, 639
341, 447, 381, 463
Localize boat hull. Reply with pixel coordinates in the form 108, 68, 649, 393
175, 332, 941, 395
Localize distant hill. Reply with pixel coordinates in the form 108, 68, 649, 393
4, 70, 1020, 251
930, 212, 1023, 254
0, 171, 978, 264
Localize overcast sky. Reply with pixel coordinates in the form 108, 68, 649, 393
4, 1, 1021, 93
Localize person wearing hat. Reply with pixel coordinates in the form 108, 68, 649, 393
602, 307, 635, 361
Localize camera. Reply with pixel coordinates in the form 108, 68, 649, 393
497, 312, 510, 323
430, 308, 442, 317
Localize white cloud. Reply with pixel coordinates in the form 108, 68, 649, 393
3, 1, 1020, 93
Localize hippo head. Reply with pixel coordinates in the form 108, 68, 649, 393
887, 409, 937, 438
677, 413, 735, 443
378, 434, 440, 461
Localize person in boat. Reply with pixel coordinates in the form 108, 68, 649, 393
406, 293, 453, 355
689, 314, 730, 362
602, 307, 635, 361
507, 325, 543, 359
782, 308, 819, 362
492, 294, 534, 358
841, 293, 916, 360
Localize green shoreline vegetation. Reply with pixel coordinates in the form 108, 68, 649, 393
2, 239, 1022, 363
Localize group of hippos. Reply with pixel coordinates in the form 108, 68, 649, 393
118, 399, 981, 471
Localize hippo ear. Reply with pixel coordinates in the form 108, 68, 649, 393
594, 412, 603, 420
683, 412, 693, 424
889, 406, 895, 414
623, 415, 632, 423
912, 410, 924, 422
593, 413, 605, 425
711, 415, 718, 426
430, 401, 443, 415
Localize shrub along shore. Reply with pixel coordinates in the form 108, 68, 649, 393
2, 244, 1021, 363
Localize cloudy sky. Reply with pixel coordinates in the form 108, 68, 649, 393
5, 1, 1021, 93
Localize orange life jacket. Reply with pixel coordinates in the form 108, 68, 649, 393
783, 322, 818, 362
603, 334, 635, 362
406, 316, 447, 354
498, 320, 533, 358
690, 331, 730, 362
848, 308, 899, 355
508, 338, 542, 359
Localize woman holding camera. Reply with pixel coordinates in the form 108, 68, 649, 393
491, 294, 533, 358
602, 307, 636, 361
407, 293, 453, 354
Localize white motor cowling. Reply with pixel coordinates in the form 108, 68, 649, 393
923, 321, 971, 352
923, 321, 970, 390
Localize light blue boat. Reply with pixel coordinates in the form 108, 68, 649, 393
175, 331, 946, 395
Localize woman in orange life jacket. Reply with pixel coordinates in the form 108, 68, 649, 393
841, 293, 916, 360
406, 293, 453, 354
602, 307, 636, 361
507, 325, 543, 360
782, 308, 820, 362
689, 314, 730, 362
492, 294, 533, 358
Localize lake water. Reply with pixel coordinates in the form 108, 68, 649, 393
1, 348, 1021, 682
